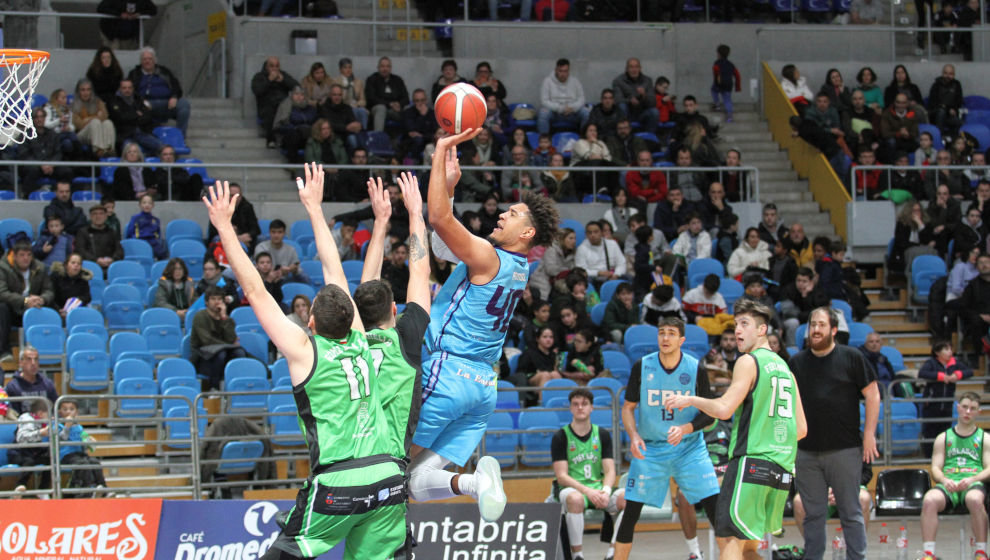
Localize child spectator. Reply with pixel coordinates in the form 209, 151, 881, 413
101, 196, 121, 237
12, 399, 53, 496
603, 282, 638, 343
671, 213, 712, 266
523, 299, 552, 349
715, 213, 740, 264
560, 328, 605, 385
124, 193, 167, 259
254, 252, 285, 312
530, 133, 556, 167
641, 284, 686, 325
50, 253, 92, 317
710, 44, 740, 122
552, 304, 589, 350
57, 398, 109, 496
654, 76, 677, 124
32, 215, 73, 267
514, 325, 561, 407
914, 131, 937, 172
682, 273, 733, 335
624, 214, 673, 276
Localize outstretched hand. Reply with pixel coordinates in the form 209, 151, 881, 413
367, 177, 392, 222
434, 128, 482, 194
396, 172, 422, 217
203, 180, 240, 229
297, 162, 326, 209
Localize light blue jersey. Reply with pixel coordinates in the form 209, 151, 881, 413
637, 351, 703, 444
425, 247, 529, 365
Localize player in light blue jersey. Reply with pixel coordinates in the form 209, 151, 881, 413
408, 128, 559, 522
613, 316, 721, 560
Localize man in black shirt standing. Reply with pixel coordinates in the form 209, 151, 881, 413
788, 307, 880, 560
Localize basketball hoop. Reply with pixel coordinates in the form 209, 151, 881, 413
0, 49, 50, 149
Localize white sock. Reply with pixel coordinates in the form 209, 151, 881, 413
923, 541, 936, 555
977, 542, 987, 553
457, 473, 477, 498
566, 512, 584, 547
686, 536, 701, 556
611, 510, 624, 544
606, 545, 614, 558
408, 449, 458, 502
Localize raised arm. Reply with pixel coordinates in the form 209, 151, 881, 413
396, 171, 431, 314
428, 129, 499, 283
664, 353, 757, 420
360, 177, 392, 283
203, 181, 312, 374
297, 163, 364, 333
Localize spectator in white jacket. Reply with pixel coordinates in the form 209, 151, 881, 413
727, 227, 772, 277
537, 58, 591, 135
671, 213, 712, 266
575, 219, 626, 288
781, 64, 815, 113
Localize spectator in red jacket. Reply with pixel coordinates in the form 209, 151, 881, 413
625, 150, 667, 205
851, 146, 884, 199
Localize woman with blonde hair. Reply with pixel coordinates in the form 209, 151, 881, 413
71, 79, 116, 158
890, 199, 936, 274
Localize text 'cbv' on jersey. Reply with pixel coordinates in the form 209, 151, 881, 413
636, 351, 702, 443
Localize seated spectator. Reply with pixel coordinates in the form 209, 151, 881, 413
108, 78, 161, 154
514, 326, 561, 407
56, 398, 109, 495
44, 181, 88, 235
124, 193, 167, 259
654, 76, 677, 125
304, 118, 348, 183
501, 129, 532, 167
195, 257, 239, 310
787, 222, 815, 267
780, 64, 815, 111
502, 145, 544, 201
671, 213, 712, 266
603, 188, 639, 245
843, 90, 881, 157
571, 123, 612, 166
251, 56, 298, 147
286, 294, 312, 335
804, 93, 851, 157
757, 202, 788, 247
884, 65, 927, 120
0, 243, 54, 364
682, 120, 721, 168
716, 327, 740, 369
850, 0, 884, 23
739, 275, 780, 331
669, 148, 706, 202
561, 328, 606, 385
112, 141, 156, 201
858, 332, 897, 394
888, 152, 924, 201
97, 0, 157, 49
926, 150, 969, 200
780, 267, 830, 346
855, 67, 884, 115
928, 184, 963, 255
381, 244, 409, 304
700, 181, 732, 233
625, 150, 667, 209
206, 182, 260, 251
366, 56, 409, 132
536, 153, 573, 202
722, 149, 750, 202
727, 227, 771, 278
147, 144, 203, 201
317, 84, 362, 151
33, 215, 73, 268
575, 220, 626, 289
974, 181, 990, 225
915, 132, 937, 170
12, 398, 53, 495
400, 89, 437, 164
948, 246, 980, 302
552, 303, 587, 350
631, 225, 666, 299
4, 346, 58, 415
715, 213, 740, 264
890, 199, 936, 275
612, 58, 657, 134
653, 186, 695, 243
429, 59, 468, 102
818, 69, 853, 117
552, 271, 596, 325
605, 119, 648, 168
154, 257, 195, 321
330, 57, 369, 130
254, 219, 307, 285
86, 47, 124, 106
672, 95, 717, 143
954, 205, 986, 259
471, 61, 508, 110
682, 274, 732, 335
331, 219, 361, 262
768, 239, 797, 301
50, 253, 91, 318
75, 204, 123, 274
960, 253, 990, 352
531, 132, 556, 167
918, 341, 972, 453
71, 78, 116, 158
851, 146, 885, 200
300, 62, 333, 107
272, 86, 317, 162
964, 153, 990, 186
18, 107, 72, 194
531, 228, 576, 301
641, 283, 686, 325
927, 64, 963, 139
812, 236, 847, 301
588, 88, 626, 139
190, 286, 248, 390
127, 47, 190, 135
43, 88, 83, 160
538, 58, 590, 135
471, 127, 500, 169
603, 282, 638, 343
880, 93, 921, 156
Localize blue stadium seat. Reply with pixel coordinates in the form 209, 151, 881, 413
889, 398, 921, 455
26, 323, 65, 368
683, 324, 710, 358
830, 299, 853, 325
169, 240, 207, 280
602, 350, 632, 384
496, 379, 520, 411
140, 308, 181, 331
599, 279, 624, 304
119, 239, 154, 275
624, 324, 658, 363
508, 103, 537, 130
848, 322, 874, 348
559, 219, 584, 245
270, 403, 304, 447
162, 386, 201, 417
164, 405, 206, 450
551, 132, 579, 157
28, 190, 55, 201
341, 260, 364, 284
289, 220, 315, 245
965, 95, 990, 111
590, 302, 607, 326
0, 191, 13, 201
880, 346, 906, 372
66, 332, 105, 363
961, 123, 990, 150
71, 191, 100, 202
157, 358, 199, 392
108, 259, 148, 290
719, 278, 744, 313
300, 260, 324, 288
224, 357, 267, 387
68, 350, 111, 392
227, 377, 271, 413
366, 131, 395, 158
82, 260, 106, 306
281, 282, 316, 308
214, 441, 265, 475
910, 255, 947, 304
270, 359, 290, 387
110, 333, 151, 366
796, 323, 808, 349
143, 324, 183, 360
165, 219, 203, 245
67, 306, 103, 331
588, 377, 623, 403
102, 284, 144, 331
687, 258, 724, 289
115, 377, 159, 418
0, 218, 32, 249
152, 126, 191, 155
518, 410, 561, 467
485, 412, 518, 468
230, 306, 259, 327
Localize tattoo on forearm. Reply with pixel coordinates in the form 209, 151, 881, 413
408, 232, 428, 262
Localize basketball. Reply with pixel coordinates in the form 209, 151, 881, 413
434, 82, 487, 135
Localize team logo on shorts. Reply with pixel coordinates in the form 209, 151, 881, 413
326, 493, 334, 505
679, 373, 691, 385
378, 488, 390, 501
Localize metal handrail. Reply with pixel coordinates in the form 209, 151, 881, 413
190, 37, 227, 99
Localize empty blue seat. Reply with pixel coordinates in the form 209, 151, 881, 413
152, 126, 191, 155
687, 258, 725, 289
485, 412, 518, 468
224, 357, 267, 387
238, 331, 270, 362
102, 284, 144, 330
341, 260, 364, 284
281, 282, 316, 307
164, 405, 206, 450
602, 350, 632, 384
110, 333, 150, 366
227, 377, 271, 413
108, 259, 149, 289
911, 255, 947, 304
683, 324, 710, 358
143, 324, 183, 360
25, 324, 65, 368
165, 219, 203, 245
719, 278, 744, 313
67, 307, 104, 331
588, 377, 623, 402
830, 299, 853, 325
848, 322, 874, 348
590, 302, 607, 326
961, 123, 990, 150
599, 279, 624, 304
518, 409, 561, 467
270, 404, 304, 447
300, 260, 324, 288
158, 358, 199, 392
0, 218, 32, 249
68, 350, 111, 392
119, 239, 154, 275
115, 377, 159, 418
624, 324, 658, 363
215, 440, 265, 475
559, 219, 584, 245
270, 358, 290, 387
28, 190, 55, 201
365, 131, 395, 158
139, 308, 181, 331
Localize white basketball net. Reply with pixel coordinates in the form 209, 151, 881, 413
0, 50, 50, 150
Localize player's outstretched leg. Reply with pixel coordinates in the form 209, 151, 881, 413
408, 449, 506, 521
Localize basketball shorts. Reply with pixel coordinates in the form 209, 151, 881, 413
716, 456, 792, 541
557, 486, 623, 515
625, 435, 720, 509
936, 480, 986, 510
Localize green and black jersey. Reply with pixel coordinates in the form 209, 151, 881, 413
294, 330, 389, 468
365, 302, 430, 459
729, 347, 799, 472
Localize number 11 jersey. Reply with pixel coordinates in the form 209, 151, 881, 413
425, 247, 529, 365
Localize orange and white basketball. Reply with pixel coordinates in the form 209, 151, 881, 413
434, 82, 487, 134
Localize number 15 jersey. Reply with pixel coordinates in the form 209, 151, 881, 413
425, 247, 529, 365
730, 347, 799, 473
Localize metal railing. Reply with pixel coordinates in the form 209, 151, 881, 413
190, 36, 228, 99
0, 10, 152, 49
850, 163, 979, 202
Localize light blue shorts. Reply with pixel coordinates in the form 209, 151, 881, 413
625, 434, 720, 509
412, 352, 498, 467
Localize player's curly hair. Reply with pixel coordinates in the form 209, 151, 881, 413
521, 191, 559, 249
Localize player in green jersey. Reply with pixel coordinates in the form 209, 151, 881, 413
920, 391, 990, 560
551, 388, 623, 560
204, 166, 405, 560
665, 299, 807, 560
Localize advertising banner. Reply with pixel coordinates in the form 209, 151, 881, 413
0, 499, 162, 560
407, 503, 560, 560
